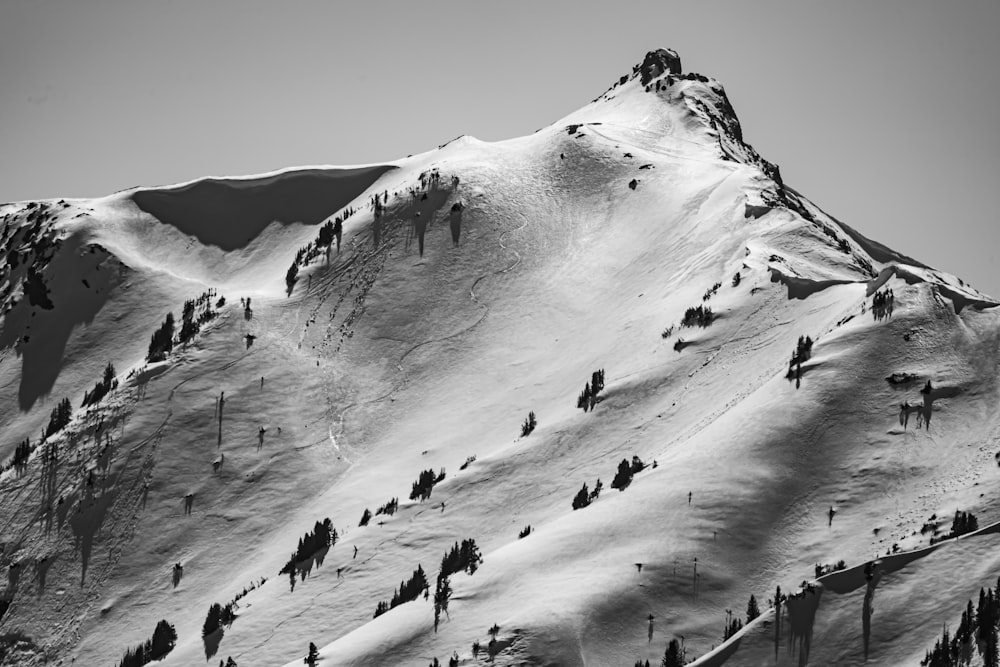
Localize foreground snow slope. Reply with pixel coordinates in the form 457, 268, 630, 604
0, 49, 997, 666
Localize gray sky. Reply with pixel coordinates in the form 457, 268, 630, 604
2, 1, 998, 296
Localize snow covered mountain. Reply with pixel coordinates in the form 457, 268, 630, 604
1, 48, 999, 667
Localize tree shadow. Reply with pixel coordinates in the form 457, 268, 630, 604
131, 166, 396, 251
7, 562, 22, 592
673, 338, 695, 353
34, 555, 55, 595
861, 563, 882, 660
414, 213, 428, 256
0, 237, 118, 411
400, 184, 452, 256
898, 384, 962, 431
69, 487, 116, 585
449, 202, 463, 246
786, 583, 821, 666
40, 444, 59, 535
203, 627, 223, 661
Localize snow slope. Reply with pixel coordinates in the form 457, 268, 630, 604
0, 48, 998, 667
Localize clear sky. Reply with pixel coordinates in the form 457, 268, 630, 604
2, 1, 998, 295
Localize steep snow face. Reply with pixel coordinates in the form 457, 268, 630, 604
1, 49, 999, 667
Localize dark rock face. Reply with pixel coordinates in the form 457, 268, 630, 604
638, 49, 682, 85
23, 267, 53, 310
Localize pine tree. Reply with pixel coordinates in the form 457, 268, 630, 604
746, 594, 760, 623
521, 411, 537, 436
434, 575, 452, 632
304, 642, 319, 666
203, 603, 222, 637
661, 638, 683, 667
611, 458, 634, 490
148, 619, 177, 659
146, 312, 175, 362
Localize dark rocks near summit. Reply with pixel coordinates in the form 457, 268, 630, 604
637, 49, 682, 85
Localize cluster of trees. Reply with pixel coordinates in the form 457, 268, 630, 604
202, 576, 267, 643
732, 271, 741, 287
931, 511, 979, 544
317, 219, 344, 250
44, 397, 72, 439
871, 288, 895, 322
459, 455, 476, 470
722, 609, 743, 640
288, 206, 358, 294
572, 478, 603, 510
433, 538, 481, 632
357, 494, 404, 526
294, 243, 321, 268
681, 304, 714, 328
702, 282, 722, 301
279, 518, 337, 576
410, 468, 445, 501
372, 537, 480, 629
376, 497, 399, 516
82, 362, 117, 407
179, 291, 219, 344
576, 369, 606, 412
922, 578, 999, 666
634, 638, 685, 667
610, 455, 646, 491
374, 564, 428, 618
814, 560, 847, 577
470, 624, 503, 660
786, 335, 814, 386
202, 602, 237, 638
433, 573, 451, 632
5, 438, 33, 473
146, 312, 175, 362
418, 170, 442, 190
439, 539, 481, 579
285, 263, 299, 293
791, 335, 814, 366
217, 659, 237, 667
518, 525, 532, 539
521, 411, 537, 437
116, 620, 177, 667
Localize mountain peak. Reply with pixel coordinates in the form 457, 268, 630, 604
635, 48, 682, 84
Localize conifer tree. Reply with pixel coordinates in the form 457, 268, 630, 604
611, 458, 634, 490
304, 642, 319, 666
746, 594, 760, 623
434, 574, 452, 632
661, 638, 683, 667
